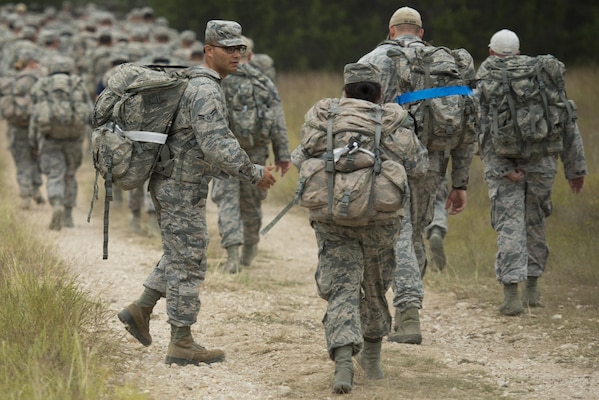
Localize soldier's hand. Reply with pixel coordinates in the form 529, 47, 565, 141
275, 161, 291, 177
446, 188, 467, 215
569, 176, 584, 194
258, 165, 276, 191
506, 169, 525, 182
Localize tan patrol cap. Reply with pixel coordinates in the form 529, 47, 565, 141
389, 7, 422, 28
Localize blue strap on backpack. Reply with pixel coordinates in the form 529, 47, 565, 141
396, 85, 473, 105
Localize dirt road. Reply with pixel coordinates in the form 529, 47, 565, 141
10, 144, 599, 400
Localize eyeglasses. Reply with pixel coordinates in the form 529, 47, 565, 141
211, 45, 247, 55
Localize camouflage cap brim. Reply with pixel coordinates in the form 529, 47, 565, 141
205, 20, 244, 47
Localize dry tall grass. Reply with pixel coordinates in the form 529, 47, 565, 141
0, 154, 132, 399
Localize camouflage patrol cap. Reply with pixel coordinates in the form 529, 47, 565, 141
16, 47, 38, 63
39, 29, 59, 44
180, 30, 196, 43
343, 63, 381, 85
130, 26, 149, 41
47, 56, 75, 74
20, 25, 37, 39
11, 19, 25, 30
190, 44, 204, 59
109, 51, 129, 64
205, 20, 244, 47
153, 26, 170, 41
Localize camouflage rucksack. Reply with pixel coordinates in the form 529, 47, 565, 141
385, 39, 478, 155
476, 54, 576, 159
91, 63, 189, 192
0, 71, 38, 127
30, 71, 91, 140
89, 63, 190, 259
297, 98, 409, 227
222, 63, 277, 148
250, 53, 276, 82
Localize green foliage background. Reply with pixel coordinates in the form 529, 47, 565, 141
7, 0, 599, 70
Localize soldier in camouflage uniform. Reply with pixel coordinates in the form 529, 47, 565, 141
117, 20, 276, 366
172, 29, 201, 62
28, 56, 91, 230
359, 6, 474, 345
37, 29, 64, 67
291, 63, 427, 394
79, 28, 114, 99
244, 37, 276, 82
426, 175, 449, 271
0, 24, 38, 76
1, 48, 45, 209
123, 26, 151, 63
477, 30, 588, 315
211, 35, 290, 273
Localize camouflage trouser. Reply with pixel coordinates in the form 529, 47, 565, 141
210, 147, 268, 249
485, 157, 556, 284
425, 174, 449, 238
8, 125, 42, 199
39, 137, 82, 207
128, 181, 155, 213
395, 170, 441, 275
145, 177, 209, 327
392, 191, 424, 311
312, 219, 400, 359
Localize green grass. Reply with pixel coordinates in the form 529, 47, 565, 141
0, 147, 146, 400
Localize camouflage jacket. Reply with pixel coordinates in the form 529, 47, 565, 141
221, 62, 290, 163
166, 66, 264, 185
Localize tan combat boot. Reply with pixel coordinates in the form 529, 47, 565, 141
117, 303, 153, 346
63, 207, 74, 228
522, 276, 543, 307
357, 338, 383, 379
49, 203, 64, 231
428, 227, 446, 271
241, 243, 258, 266
165, 326, 225, 365
32, 189, 45, 205
332, 345, 354, 394
388, 307, 422, 344
499, 283, 524, 316
220, 245, 241, 273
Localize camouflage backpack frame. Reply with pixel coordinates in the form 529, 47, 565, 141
385, 39, 479, 157
0, 71, 38, 127
476, 54, 576, 159
89, 63, 189, 259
